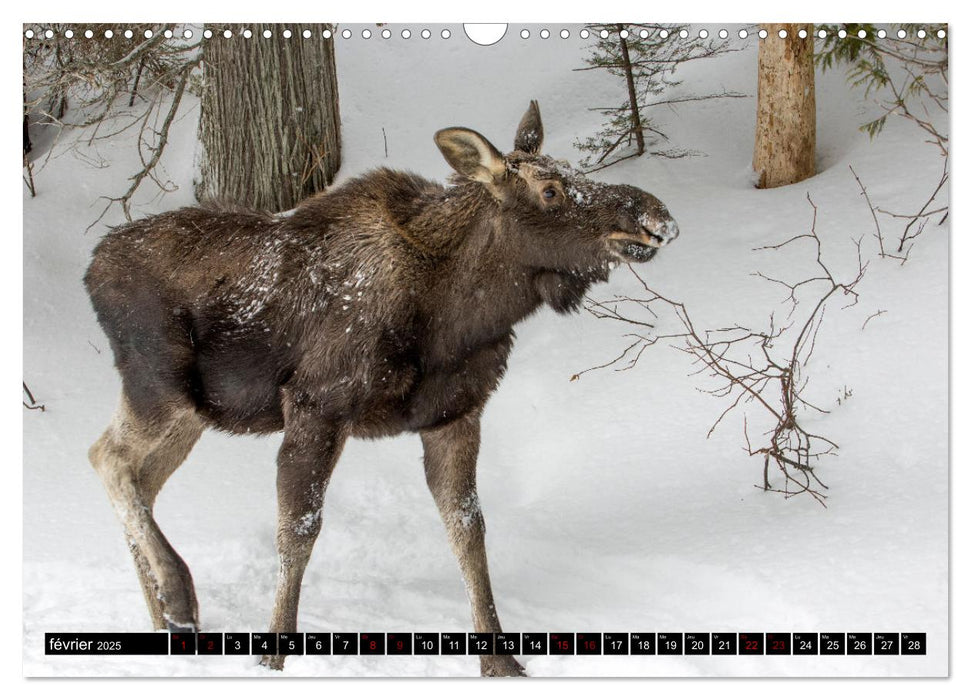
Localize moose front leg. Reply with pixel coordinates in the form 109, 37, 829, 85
421, 413, 526, 677
261, 415, 347, 671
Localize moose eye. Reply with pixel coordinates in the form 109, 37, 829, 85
542, 186, 557, 200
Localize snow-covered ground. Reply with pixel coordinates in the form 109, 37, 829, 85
22, 24, 948, 677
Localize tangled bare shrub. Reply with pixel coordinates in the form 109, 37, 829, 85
575, 196, 866, 505
23, 24, 201, 223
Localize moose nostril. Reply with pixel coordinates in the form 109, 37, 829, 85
644, 220, 679, 246
640, 226, 666, 248
646, 230, 665, 247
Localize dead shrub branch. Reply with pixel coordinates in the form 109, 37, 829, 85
23, 24, 201, 229
575, 195, 867, 505
851, 160, 948, 264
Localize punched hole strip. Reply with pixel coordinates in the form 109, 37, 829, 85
22, 25, 948, 42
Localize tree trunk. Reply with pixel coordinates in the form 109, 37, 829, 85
198, 24, 341, 211
753, 23, 816, 189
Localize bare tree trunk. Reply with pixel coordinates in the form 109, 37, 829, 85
198, 24, 341, 212
753, 23, 816, 189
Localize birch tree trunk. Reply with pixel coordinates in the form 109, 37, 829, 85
753, 23, 816, 189
198, 24, 341, 211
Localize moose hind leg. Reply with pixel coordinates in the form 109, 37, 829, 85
421, 414, 526, 678
262, 415, 347, 671
89, 394, 204, 631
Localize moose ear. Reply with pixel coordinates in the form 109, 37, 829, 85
514, 100, 543, 154
434, 128, 507, 184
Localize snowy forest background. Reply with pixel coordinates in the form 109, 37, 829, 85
22, 23, 948, 677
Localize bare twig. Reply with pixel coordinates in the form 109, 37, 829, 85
129, 56, 146, 108
86, 62, 196, 231
851, 157, 948, 264
23, 155, 36, 197
890, 156, 949, 255
849, 164, 886, 257
581, 151, 641, 174
862, 309, 887, 330
23, 382, 45, 411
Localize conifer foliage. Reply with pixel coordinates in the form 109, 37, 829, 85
575, 24, 743, 171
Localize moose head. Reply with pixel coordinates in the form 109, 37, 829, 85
434, 101, 679, 292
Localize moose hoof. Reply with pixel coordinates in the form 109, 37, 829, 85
260, 654, 287, 671
165, 621, 197, 634
481, 655, 527, 677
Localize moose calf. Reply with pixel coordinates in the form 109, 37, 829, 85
85, 101, 679, 676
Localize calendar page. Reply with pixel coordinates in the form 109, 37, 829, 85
22, 21, 948, 678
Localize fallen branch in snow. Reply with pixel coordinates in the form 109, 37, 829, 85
23, 382, 45, 412
576, 195, 867, 505
861, 308, 887, 330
